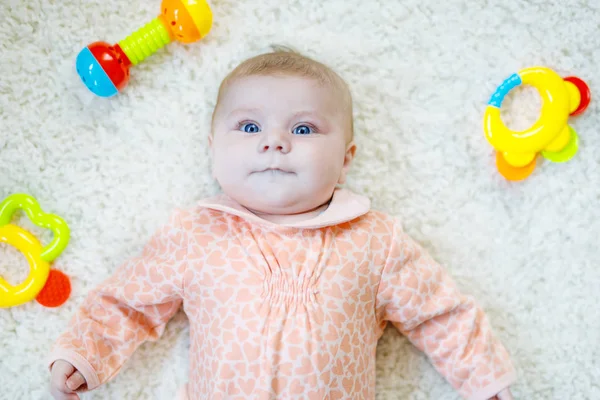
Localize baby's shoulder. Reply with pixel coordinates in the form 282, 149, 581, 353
350, 209, 401, 232
335, 210, 406, 251
174, 203, 232, 231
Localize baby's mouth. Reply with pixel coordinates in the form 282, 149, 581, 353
253, 168, 294, 175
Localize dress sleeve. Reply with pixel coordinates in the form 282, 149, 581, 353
46, 209, 190, 391
375, 221, 516, 400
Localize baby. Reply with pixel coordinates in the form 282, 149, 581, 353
49, 48, 516, 400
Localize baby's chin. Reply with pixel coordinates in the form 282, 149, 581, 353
229, 189, 324, 216
240, 195, 310, 215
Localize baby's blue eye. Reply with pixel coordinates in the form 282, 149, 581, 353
293, 125, 313, 135
240, 123, 261, 133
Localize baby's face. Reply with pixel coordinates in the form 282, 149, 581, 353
210, 74, 355, 216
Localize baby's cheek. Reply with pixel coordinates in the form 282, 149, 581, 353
215, 145, 243, 165
312, 149, 344, 176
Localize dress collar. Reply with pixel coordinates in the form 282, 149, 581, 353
195, 188, 371, 229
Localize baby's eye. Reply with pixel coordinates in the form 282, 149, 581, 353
239, 122, 261, 133
292, 124, 314, 135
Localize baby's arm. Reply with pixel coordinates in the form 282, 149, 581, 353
375, 221, 516, 400
47, 209, 190, 393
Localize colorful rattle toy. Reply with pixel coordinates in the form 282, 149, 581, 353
75, 0, 213, 97
483, 66, 591, 181
0, 194, 71, 308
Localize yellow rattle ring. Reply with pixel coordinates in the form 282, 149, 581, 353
0, 224, 50, 308
484, 67, 571, 153
483, 66, 590, 180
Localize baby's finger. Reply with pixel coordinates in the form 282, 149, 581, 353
51, 361, 76, 394
50, 388, 80, 400
52, 360, 76, 377
66, 371, 86, 391
497, 389, 514, 400
50, 383, 80, 400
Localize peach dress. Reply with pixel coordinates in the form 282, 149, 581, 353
47, 189, 516, 399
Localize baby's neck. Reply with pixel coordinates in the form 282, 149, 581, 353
248, 201, 330, 225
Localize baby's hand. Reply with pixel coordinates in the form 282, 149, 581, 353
50, 359, 87, 400
490, 387, 514, 400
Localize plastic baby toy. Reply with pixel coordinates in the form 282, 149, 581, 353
0, 194, 71, 308
75, 0, 213, 97
483, 66, 591, 181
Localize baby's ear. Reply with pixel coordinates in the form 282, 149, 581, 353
207, 135, 217, 178
338, 141, 357, 184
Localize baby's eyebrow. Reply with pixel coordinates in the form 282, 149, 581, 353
289, 110, 327, 121
226, 108, 261, 120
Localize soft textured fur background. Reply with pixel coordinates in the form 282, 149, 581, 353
1, 0, 599, 398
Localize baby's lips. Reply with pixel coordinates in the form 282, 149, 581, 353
0, 193, 70, 262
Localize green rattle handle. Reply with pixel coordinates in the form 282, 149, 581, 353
118, 17, 173, 66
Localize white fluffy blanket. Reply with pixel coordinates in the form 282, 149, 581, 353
1, 0, 599, 398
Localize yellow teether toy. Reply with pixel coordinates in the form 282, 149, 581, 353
483, 66, 591, 181
0, 194, 71, 308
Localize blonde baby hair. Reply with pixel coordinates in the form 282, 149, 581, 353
212, 45, 354, 140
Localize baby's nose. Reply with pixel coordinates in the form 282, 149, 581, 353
261, 132, 290, 153
262, 143, 285, 151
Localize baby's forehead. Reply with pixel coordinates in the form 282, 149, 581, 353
224, 74, 333, 93
217, 74, 348, 110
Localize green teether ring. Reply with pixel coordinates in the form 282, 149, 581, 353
0, 194, 70, 262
